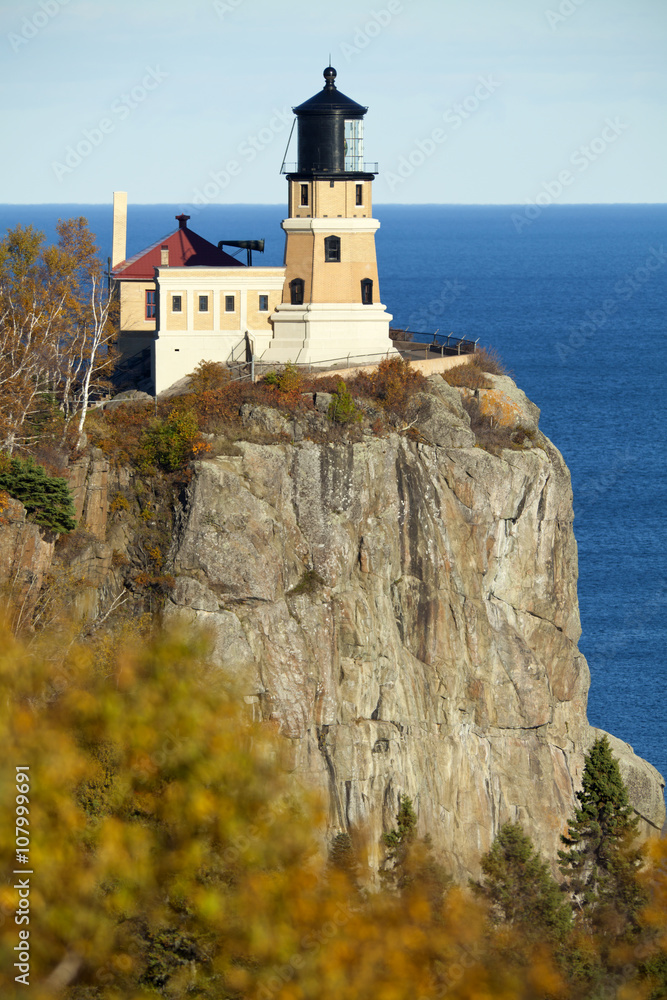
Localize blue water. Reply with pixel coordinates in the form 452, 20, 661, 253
2, 203, 666, 794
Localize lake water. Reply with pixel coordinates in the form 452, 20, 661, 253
1, 202, 665, 796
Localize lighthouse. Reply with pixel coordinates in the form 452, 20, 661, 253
264, 66, 396, 364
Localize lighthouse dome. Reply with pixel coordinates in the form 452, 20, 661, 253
292, 67, 369, 175
293, 66, 367, 117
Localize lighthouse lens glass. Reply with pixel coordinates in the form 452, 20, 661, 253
344, 120, 364, 171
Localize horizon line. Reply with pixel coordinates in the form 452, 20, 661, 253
1, 201, 665, 208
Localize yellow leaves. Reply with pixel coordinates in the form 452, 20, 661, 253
9, 707, 35, 735
191, 439, 212, 456
109, 491, 130, 514
3, 621, 666, 999
0, 487, 10, 524
0, 886, 15, 913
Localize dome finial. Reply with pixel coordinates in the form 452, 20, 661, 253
323, 65, 337, 89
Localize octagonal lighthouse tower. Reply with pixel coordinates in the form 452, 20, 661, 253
265, 66, 396, 364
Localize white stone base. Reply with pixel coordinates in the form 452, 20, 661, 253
262, 302, 397, 366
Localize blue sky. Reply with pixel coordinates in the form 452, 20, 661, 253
1, 0, 665, 204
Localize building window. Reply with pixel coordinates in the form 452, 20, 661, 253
259, 294, 269, 311
198, 295, 209, 312
300, 184, 309, 206
290, 278, 304, 305
324, 235, 341, 262
172, 294, 182, 313
356, 184, 363, 206
225, 295, 235, 312
361, 278, 373, 305
145, 289, 156, 319
344, 119, 364, 171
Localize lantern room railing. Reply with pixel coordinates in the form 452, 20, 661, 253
281, 162, 378, 174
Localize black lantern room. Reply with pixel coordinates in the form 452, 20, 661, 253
290, 67, 375, 177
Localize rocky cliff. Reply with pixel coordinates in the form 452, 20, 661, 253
163, 373, 665, 877
4, 373, 664, 879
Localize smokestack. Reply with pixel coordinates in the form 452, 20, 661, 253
112, 191, 128, 267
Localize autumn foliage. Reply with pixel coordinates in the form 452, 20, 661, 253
0, 620, 664, 1000
0, 219, 117, 455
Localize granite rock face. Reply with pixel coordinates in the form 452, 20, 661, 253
164, 376, 665, 878
0, 494, 55, 625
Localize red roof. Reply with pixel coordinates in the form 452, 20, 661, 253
112, 214, 245, 280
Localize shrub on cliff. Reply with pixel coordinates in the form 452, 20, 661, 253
0, 454, 76, 534
473, 346, 507, 376
327, 381, 361, 424
139, 406, 208, 472
351, 356, 426, 416
188, 359, 231, 393
262, 361, 304, 396
443, 347, 508, 390
443, 362, 492, 389
88, 401, 210, 473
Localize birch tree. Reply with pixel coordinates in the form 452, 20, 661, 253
0, 218, 117, 454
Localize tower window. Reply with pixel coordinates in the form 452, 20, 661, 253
172, 295, 182, 313
225, 295, 235, 312
356, 184, 363, 206
259, 294, 269, 311
324, 235, 341, 263
344, 119, 364, 171
361, 279, 373, 305
145, 289, 156, 319
300, 184, 309, 206
290, 278, 304, 305
199, 295, 209, 312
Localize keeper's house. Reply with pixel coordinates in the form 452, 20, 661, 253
111, 199, 285, 393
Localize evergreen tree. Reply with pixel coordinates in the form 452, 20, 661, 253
328, 831, 360, 886
473, 822, 573, 944
381, 795, 450, 905
328, 380, 361, 424
559, 735, 646, 933
0, 454, 76, 533
382, 793, 417, 888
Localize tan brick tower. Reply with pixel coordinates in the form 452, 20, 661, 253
264, 66, 395, 364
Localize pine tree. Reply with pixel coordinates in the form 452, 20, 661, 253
381, 793, 417, 894
381, 795, 450, 905
328, 380, 361, 424
559, 734, 646, 933
0, 455, 76, 533
473, 822, 573, 943
328, 831, 360, 886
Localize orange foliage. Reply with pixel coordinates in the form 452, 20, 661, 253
351, 356, 426, 415
476, 389, 522, 428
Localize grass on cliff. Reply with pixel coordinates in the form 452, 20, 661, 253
442, 347, 508, 390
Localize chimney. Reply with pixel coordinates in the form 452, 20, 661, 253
112, 191, 127, 267
161, 244, 169, 266
176, 213, 190, 230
